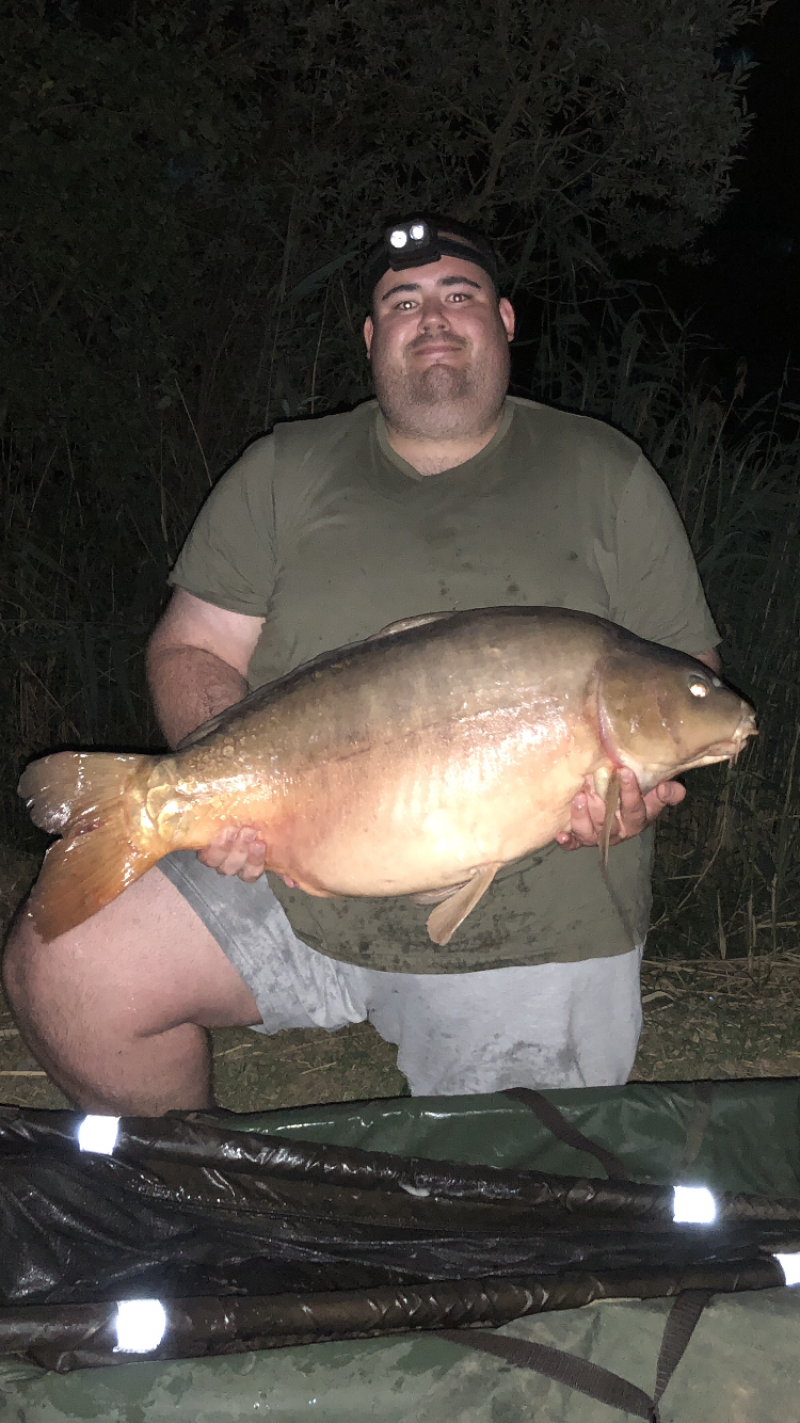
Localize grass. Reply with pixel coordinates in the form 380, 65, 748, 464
633, 955, 800, 1082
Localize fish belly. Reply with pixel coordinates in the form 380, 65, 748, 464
259, 713, 605, 897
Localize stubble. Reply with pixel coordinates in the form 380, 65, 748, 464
372, 332, 510, 443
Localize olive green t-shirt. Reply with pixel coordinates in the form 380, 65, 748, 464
169, 396, 719, 973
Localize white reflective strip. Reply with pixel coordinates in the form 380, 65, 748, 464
775, 1253, 800, 1286
77, 1115, 120, 1155
673, 1185, 717, 1224
114, 1300, 167, 1353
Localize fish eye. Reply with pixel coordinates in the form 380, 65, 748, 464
688, 679, 708, 698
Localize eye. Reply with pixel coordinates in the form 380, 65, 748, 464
688, 679, 708, 698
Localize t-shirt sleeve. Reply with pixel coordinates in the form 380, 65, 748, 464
168, 436, 277, 615
608, 454, 720, 655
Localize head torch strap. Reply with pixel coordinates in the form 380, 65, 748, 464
430, 238, 497, 283
365, 226, 499, 294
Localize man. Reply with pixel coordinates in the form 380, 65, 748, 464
4, 217, 720, 1114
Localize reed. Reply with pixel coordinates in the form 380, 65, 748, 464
527, 297, 800, 961
3, 292, 798, 961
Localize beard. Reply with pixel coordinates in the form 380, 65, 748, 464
372, 335, 510, 442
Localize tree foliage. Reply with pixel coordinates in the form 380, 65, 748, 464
2, 0, 768, 456
0, 0, 771, 816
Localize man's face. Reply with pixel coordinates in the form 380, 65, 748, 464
363, 253, 515, 442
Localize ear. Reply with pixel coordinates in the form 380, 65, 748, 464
363, 314, 374, 358
499, 297, 515, 342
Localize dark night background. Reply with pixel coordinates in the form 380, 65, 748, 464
1, 0, 799, 973
655, 0, 800, 399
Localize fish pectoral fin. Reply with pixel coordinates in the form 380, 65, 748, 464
593, 766, 611, 800
411, 882, 468, 906
599, 769, 622, 867
426, 864, 501, 947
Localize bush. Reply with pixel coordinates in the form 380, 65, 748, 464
2, 0, 788, 958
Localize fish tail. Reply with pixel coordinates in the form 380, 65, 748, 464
18, 751, 160, 940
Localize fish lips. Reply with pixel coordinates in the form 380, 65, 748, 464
654, 718, 758, 777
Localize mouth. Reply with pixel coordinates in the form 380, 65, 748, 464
409, 341, 465, 359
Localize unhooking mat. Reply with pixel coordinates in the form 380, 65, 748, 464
2, 1078, 800, 1420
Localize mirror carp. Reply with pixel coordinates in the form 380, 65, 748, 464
19, 606, 756, 945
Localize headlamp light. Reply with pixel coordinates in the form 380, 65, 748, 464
364, 216, 500, 297
385, 220, 440, 268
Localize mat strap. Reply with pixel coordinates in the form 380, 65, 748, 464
505, 1086, 628, 1180
440, 1288, 713, 1422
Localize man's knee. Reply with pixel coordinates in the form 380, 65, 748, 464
3, 867, 263, 1043
4, 907, 52, 1023
3, 905, 94, 1058
1, 884, 217, 1112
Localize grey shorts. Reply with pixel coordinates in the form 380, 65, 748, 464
159, 850, 643, 1096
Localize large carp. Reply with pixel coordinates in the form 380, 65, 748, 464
19, 606, 755, 945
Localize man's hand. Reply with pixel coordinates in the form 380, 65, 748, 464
197, 827, 269, 882
196, 827, 301, 886
556, 768, 686, 852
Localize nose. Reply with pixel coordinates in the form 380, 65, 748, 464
417, 293, 450, 331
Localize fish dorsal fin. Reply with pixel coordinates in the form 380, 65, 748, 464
426, 863, 500, 946
372, 611, 455, 639
177, 708, 233, 751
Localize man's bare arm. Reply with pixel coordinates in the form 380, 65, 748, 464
147, 589, 269, 880
147, 589, 264, 750
558, 646, 722, 851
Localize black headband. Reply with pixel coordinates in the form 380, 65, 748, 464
364, 218, 499, 297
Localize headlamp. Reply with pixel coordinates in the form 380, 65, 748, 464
364, 216, 499, 296
384, 220, 440, 267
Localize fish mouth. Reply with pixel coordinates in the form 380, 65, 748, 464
675, 718, 758, 773
724, 710, 758, 762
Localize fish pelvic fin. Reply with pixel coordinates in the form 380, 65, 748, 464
426, 863, 500, 946
18, 751, 160, 941
412, 881, 469, 906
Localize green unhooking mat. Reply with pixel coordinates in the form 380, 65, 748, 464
2, 1078, 800, 1420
